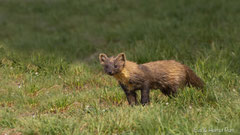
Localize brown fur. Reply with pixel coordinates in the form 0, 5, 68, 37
99, 53, 205, 105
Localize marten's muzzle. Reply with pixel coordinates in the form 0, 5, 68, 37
107, 71, 114, 76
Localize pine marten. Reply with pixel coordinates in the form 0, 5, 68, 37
99, 53, 204, 105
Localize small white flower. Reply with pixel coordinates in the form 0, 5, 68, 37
166, 102, 169, 105
233, 89, 236, 92
35, 72, 38, 75
18, 85, 21, 88
10, 67, 13, 70
85, 105, 89, 109
189, 106, 192, 109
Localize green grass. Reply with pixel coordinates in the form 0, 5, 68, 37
0, 0, 240, 134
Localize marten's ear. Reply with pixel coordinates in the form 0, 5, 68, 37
99, 53, 108, 64
116, 53, 126, 62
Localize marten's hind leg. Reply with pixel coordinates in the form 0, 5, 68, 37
160, 87, 178, 98
169, 87, 178, 97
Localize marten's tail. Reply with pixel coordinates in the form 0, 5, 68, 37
185, 66, 205, 89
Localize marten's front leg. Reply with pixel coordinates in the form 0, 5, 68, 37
141, 82, 150, 105
124, 91, 138, 105
119, 82, 138, 105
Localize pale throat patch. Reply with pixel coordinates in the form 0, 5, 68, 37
113, 67, 133, 90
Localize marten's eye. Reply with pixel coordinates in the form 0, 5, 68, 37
114, 64, 118, 68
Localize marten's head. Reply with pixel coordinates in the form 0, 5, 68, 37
99, 53, 126, 76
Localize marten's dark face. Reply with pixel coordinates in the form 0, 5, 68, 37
99, 53, 126, 76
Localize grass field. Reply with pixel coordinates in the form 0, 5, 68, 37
0, 0, 240, 134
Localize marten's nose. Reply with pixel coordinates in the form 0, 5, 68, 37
108, 71, 114, 75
